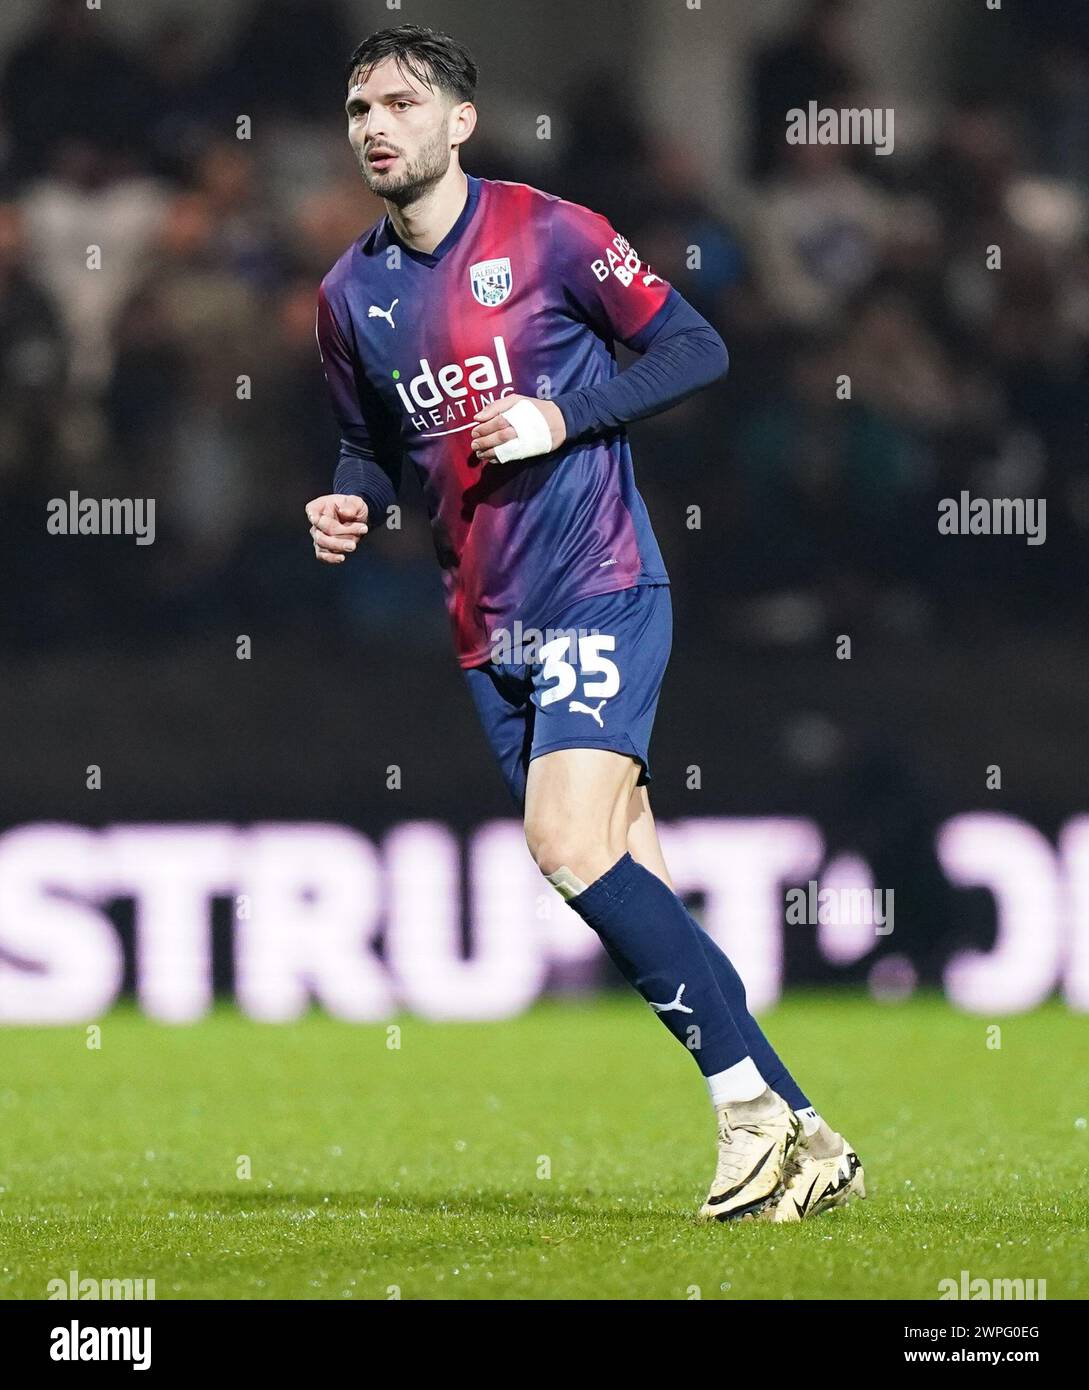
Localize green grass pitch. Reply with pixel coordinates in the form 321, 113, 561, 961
1, 992, 1086, 1300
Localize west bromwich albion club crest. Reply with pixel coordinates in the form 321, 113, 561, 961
470, 257, 513, 307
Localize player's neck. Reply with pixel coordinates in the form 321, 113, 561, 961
385, 166, 469, 256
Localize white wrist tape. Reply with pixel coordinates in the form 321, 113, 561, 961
492, 398, 553, 463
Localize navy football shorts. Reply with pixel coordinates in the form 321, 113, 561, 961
463, 583, 672, 809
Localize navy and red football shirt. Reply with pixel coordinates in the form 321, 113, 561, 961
316, 174, 673, 668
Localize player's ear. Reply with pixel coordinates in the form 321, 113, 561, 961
450, 101, 476, 147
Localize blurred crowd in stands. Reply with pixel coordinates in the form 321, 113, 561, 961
2, 0, 1086, 654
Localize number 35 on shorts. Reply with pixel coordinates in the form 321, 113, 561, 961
536, 632, 621, 707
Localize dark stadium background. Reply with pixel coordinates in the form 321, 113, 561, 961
1, 0, 1086, 1006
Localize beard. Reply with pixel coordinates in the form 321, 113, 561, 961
357, 122, 451, 206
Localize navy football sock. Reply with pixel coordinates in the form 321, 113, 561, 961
689, 920, 812, 1113
568, 853, 757, 1081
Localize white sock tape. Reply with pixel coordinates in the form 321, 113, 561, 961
546, 865, 588, 901
706, 1057, 766, 1106
493, 398, 554, 463
797, 1107, 822, 1136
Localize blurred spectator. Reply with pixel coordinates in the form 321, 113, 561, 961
218, 0, 353, 122
736, 332, 923, 597
0, 201, 66, 488
750, 0, 860, 179
559, 71, 655, 234
748, 141, 897, 329
113, 187, 263, 566
839, 285, 958, 433
20, 140, 166, 393
0, 0, 154, 184
191, 139, 288, 290
635, 138, 747, 321
143, 17, 230, 182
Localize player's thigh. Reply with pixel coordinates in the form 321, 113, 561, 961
524, 745, 640, 882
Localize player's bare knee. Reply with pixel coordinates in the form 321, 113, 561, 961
525, 821, 619, 889
525, 821, 578, 877
524, 822, 573, 880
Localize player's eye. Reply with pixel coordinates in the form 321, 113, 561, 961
393, 101, 411, 111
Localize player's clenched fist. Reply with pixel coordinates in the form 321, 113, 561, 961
306, 493, 369, 564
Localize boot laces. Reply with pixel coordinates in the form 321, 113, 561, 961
713, 1114, 774, 1187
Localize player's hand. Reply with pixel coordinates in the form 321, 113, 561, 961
305, 493, 369, 565
470, 395, 566, 464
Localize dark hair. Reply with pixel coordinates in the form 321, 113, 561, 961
344, 24, 478, 105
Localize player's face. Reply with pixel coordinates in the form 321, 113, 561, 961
345, 57, 456, 205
